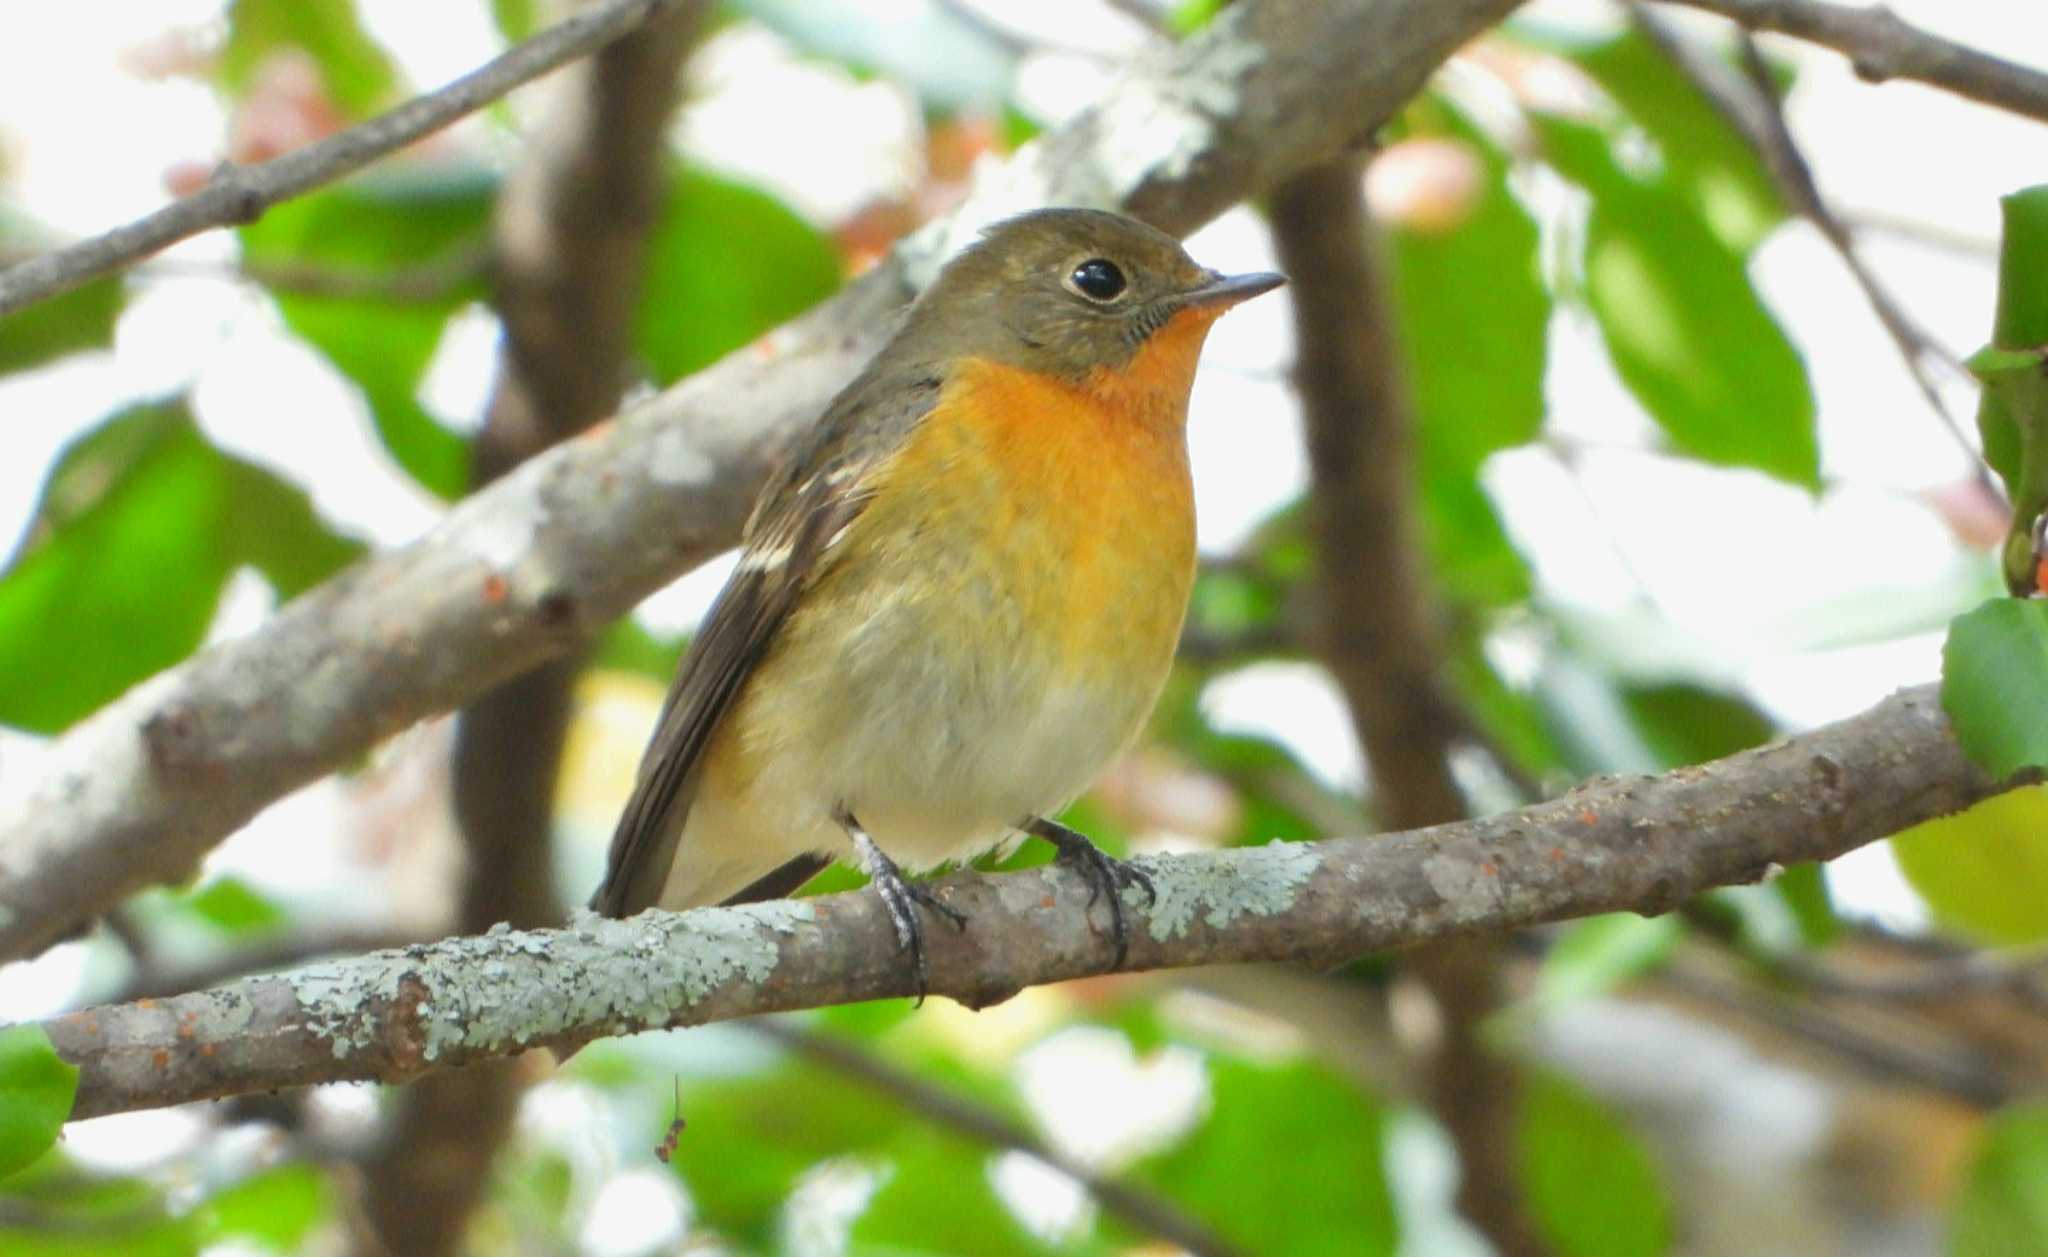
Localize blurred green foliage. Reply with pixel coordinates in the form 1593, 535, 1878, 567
2, 3, 2039, 1253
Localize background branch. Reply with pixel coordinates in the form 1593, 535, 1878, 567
1628, 2, 1987, 482
753, 1021, 1246, 1257
1271, 160, 1546, 1257
24, 683, 2019, 1120
1662, 0, 2048, 125
357, 7, 707, 1254
0, 0, 687, 317
0, 0, 1525, 963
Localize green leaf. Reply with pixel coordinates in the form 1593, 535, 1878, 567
0, 1027, 78, 1180
490, 0, 539, 42
1771, 861, 1839, 948
1140, 1057, 1397, 1256
1942, 598, 2048, 777
1972, 186, 2048, 590
667, 1062, 908, 1243
240, 169, 496, 498
1392, 102, 1545, 609
1619, 681, 1775, 768
1552, 28, 1787, 252
180, 876, 289, 935
193, 1164, 330, 1250
1537, 913, 1682, 1008
852, 1134, 1081, 1255
1892, 785, 2048, 945
1519, 1070, 1670, 1257
1950, 1104, 2048, 1257
0, 211, 125, 376
0, 401, 364, 732
636, 166, 843, 386
594, 618, 688, 685
1539, 115, 1818, 489
221, 0, 398, 118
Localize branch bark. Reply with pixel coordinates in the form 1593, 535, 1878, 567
0, 0, 1523, 963
1662, 0, 2048, 125
1270, 162, 1546, 1257
25, 684, 2020, 1120
357, 9, 706, 1254
0, 0, 689, 317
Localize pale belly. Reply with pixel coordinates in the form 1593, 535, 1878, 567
659, 444, 1196, 907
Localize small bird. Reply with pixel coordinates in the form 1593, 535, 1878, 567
591, 208, 1282, 987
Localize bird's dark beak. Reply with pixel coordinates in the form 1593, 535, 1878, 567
1182, 270, 1286, 309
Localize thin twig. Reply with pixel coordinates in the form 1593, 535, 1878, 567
1658, 957, 2016, 1107
753, 1021, 1247, 1257
1663, 0, 2048, 125
1627, 3, 1989, 484
0, 0, 681, 318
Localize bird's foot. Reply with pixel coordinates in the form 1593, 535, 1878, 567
845, 817, 965, 1004
1024, 816, 1154, 968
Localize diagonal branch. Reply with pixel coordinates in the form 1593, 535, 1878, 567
0, 0, 1524, 963
25, 684, 2023, 1120
1627, 3, 1988, 483
754, 1021, 1246, 1257
0, 0, 687, 317
1661, 0, 2048, 125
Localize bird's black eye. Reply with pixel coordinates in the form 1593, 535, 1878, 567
1068, 257, 1127, 302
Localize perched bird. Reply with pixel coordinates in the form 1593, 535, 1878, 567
591, 208, 1282, 987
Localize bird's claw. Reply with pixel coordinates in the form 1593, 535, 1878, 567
1025, 817, 1153, 969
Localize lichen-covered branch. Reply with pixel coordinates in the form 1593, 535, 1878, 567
360, 9, 708, 1255
27, 684, 2018, 1120
1664, 0, 2048, 125
0, 0, 1523, 963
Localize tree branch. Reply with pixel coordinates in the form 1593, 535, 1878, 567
24, 684, 2021, 1120
358, 8, 708, 1254
0, 0, 688, 317
1271, 161, 1546, 1257
1661, 0, 2048, 125
0, 0, 1524, 963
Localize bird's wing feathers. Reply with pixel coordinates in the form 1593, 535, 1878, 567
589, 364, 944, 916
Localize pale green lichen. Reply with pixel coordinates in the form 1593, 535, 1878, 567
289, 900, 814, 1062
1143, 842, 1321, 942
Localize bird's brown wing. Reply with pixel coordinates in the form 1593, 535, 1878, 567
589, 363, 944, 917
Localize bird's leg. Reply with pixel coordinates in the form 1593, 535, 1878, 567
836, 805, 966, 1004
1022, 816, 1155, 968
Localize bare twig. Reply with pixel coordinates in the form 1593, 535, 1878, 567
1662, 0, 2048, 125
1271, 161, 1546, 1257
22, 683, 2023, 1120
1627, 4, 1987, 483
0, 0, 684, 317
754, 1021, 1246, 1257
0, 0, 1526, 964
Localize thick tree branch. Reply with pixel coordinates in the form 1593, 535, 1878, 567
1662, 0, 2048, 125
0, 0, 687, 317
25, 684, 2020, 1120
0, 0, 1523, 962
1272, 162, 1545, 1257
359, 9, 707, 1255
